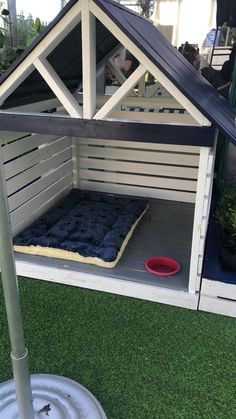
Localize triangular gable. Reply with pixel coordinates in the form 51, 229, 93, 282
0, 0, 208, 127
0, 0, 235, 145
93, 0, 236, 143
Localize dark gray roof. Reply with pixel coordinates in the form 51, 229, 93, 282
0, 0, 235, 145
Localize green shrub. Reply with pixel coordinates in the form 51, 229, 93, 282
215, 187, 236, 254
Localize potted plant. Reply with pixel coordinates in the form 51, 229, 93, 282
215, 186, 236, 271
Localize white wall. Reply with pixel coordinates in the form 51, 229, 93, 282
151, 0, 217, 49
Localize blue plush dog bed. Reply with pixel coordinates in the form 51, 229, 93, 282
14, 189, 148, 268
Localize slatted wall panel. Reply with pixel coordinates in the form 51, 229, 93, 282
77, 138, 200, 203
1, 132, 73, 236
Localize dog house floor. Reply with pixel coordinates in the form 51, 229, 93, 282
15, 198, 194, 293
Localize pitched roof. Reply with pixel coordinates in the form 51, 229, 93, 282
0, 0, 119, 107
0, 0, 235, 145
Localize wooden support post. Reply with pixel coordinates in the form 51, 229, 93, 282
81, 0, 96, 118
188, 146, 215, 293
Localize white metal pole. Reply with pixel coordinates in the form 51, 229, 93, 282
0, 164, 34, 419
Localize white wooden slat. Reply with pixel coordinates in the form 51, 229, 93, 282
12, 186, 72, 237
94, 65, 147, 120
78, 138, 201, 154
79, 145, 199, 166
78, 157, 198, 179
72, 137, 79, 188
0, 131, 29, 144
79, 169, 197, 191
10, 173, 73, 227
199, 295, 236, 318
6, 148, 72, 196
90, 0, 210, 127
2, 134, 59, 162
188, 147, 212, 293
4, 136, 71, 180
34, 58, 83, 118
7, 98, 60, 113
9, 160, 73, 212
201, 278, 236, 300
81, 0, 96, 118
14, 261, 198, 310
109, 110, 197, 125
203, 134, 217, 222
77, 94, 184, 109
80, 181, 196, 203
0, 2, 81, 105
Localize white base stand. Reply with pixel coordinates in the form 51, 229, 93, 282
0, 374, 107, 419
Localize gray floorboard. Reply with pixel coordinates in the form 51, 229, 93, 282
15, 199, 194, 292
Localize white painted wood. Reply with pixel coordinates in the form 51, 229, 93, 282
203, 134, 218, 221
149, 69, 211, 127
76, 43, 124, 93
94, 65, 147, 120
4, 136, 71, 180
12, 186, 72, 237
201, 278, 236, 300
195, 276, 201, 293
7, 98, 60, 113
2, 134, 58, 162
138, 74, 146, 97
15, 260, 199, 310
77, 94, 184, 110
79, 169, 197, 191
199, 295, 236, 318
108, 110, 197, 126
0, 2, 81, 105
10, 173, 73, 227
72, 137, 79, 188
81, 0, 96, 118
90, 0, 211, 126
96, 44, 123, 71
145, 81, 161, 98
34, 57, 83, 118
106, 60, 127, 85
79, 180, 196, 203
78, 144, 200, 166
0, 131, 29, 144
78, 157, 198, 178
188, 147, 212, 293
6, 148, 72, 197
8, 160, 73, 212
78, 137, 200, 153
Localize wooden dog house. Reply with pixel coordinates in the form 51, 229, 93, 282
0, 0, 235, 313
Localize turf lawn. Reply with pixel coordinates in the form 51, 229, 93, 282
0, 277, 236, 418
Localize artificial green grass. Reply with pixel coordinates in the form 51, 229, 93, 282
0, 277, 236, 418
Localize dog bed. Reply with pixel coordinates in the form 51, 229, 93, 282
14, 189, 148, 268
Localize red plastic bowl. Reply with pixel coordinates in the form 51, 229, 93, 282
145, 257, 181, 276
